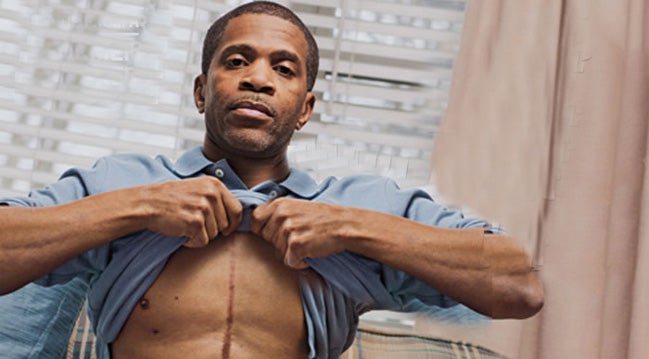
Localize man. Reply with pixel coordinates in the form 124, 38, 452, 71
0, 2, 543, 358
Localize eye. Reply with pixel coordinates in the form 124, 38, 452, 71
225, 57, 247, 68
274, 65, 295, 77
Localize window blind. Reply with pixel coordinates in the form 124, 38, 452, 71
0, 0, 466, 197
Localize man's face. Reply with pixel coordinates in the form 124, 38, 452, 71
195, 13, 315, 159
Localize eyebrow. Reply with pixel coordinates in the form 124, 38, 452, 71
270, 49, 300, 65
219, 44, 255, 60
219, 44, 302, 67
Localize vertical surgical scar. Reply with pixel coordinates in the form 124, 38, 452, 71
139, 298, 150, 310
221, 253, 236, 359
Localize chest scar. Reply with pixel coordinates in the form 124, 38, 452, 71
221, 250, 236, 358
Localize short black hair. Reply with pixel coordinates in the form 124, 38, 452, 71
201, 1, 319, 91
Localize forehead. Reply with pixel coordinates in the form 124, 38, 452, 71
219, 13, 308, 61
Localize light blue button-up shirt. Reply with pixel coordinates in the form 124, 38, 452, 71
0, 146, 496, 358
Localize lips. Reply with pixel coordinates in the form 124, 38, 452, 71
229, 100, 275, 119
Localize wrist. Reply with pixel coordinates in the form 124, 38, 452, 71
98, 186, 153, 234
341, 208, 395, 254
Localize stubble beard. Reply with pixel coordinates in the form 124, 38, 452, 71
205, 105, 298, 160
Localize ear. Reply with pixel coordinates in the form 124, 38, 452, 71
193, 74, 207, 114
295, 92, 315, 131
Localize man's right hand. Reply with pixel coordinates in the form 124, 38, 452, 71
139, 177, 243, 248
0, 176, 242, 294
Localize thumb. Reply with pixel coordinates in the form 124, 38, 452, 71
285, 248, 309, 269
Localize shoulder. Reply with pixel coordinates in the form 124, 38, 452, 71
61, 152, 178, 193
97, 152, 173, 171
316, 175, 426, 215
2, 153, 177, 207
321, 174, 398, 191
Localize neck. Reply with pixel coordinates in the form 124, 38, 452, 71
202, 143, 291, 188
230, 157, 291, 188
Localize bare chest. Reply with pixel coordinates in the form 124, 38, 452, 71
112, 232, 307, 358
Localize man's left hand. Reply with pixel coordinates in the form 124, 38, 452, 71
249, 198, 350, 269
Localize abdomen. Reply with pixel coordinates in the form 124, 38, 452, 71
111, 232, 308, 358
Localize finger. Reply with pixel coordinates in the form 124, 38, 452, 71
249, 201, 272, 235
261, 211, 284, 250
285, 247, 309, 269
203, 201, 219, 240
183, 228, 210, 248
253, 206, 287, 255
221, 192, 243, 235
211, 196, 229, 237
183, 238, 199, 248
198, 227, 211, 246
182, 238, 194, 248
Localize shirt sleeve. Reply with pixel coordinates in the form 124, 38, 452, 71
381, 179, 503, 312
306, 253, 456, 314
0, 158, 114, 286
384, 179, 504, 234
0, 157, 113, 207
307, 175, 502, 316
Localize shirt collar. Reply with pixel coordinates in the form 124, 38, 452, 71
172, 146, 320, 198
173, 146, 212, 177
280, 168, 320, 199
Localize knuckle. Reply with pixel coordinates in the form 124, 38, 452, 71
209, 176, 225, 189
281, 218, 296, 233
285, 229, 303, 247
287, 238, 305, 257
190, 212, 204, 224
197, 198, 212, 214
275, 204, 293, 219
288, 237, 303, 249
231, 203, 244, 217
250, 209, 260, 222
186, 215, 204, 233
272, 197, 288, 208
218, 219, 230, 231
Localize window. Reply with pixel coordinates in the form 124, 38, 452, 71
0, 0, 466, 196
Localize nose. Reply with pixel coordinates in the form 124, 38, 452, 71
239, 61, 275, 95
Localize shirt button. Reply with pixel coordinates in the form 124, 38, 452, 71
214, 168, 225, 178
268, 190, 278, 199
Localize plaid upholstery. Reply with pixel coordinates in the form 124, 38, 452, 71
66, 309, 506, 359
66, 309, 95, 359
341, 327, 507, 359
343, 328, 508, 359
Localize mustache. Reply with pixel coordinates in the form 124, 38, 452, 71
227, 96, 277, 118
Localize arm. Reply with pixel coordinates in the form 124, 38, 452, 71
0, 176, 242, 295
250, 198, 543, 319
341, 208, 543, 319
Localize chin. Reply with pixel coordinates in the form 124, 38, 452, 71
227, 139, 274, 157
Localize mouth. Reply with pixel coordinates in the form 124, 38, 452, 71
229, 100, 275, 119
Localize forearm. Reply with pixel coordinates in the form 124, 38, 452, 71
0, 189, 148, 294
343, 209, 544, 319
0, 176, 244, 294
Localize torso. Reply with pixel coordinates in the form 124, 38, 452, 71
111, 232, 308, 358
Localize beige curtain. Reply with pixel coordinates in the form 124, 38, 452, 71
430, 0, 648, 358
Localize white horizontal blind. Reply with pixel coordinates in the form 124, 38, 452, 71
0, 0, 466, 197
292, 0, 465, 189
